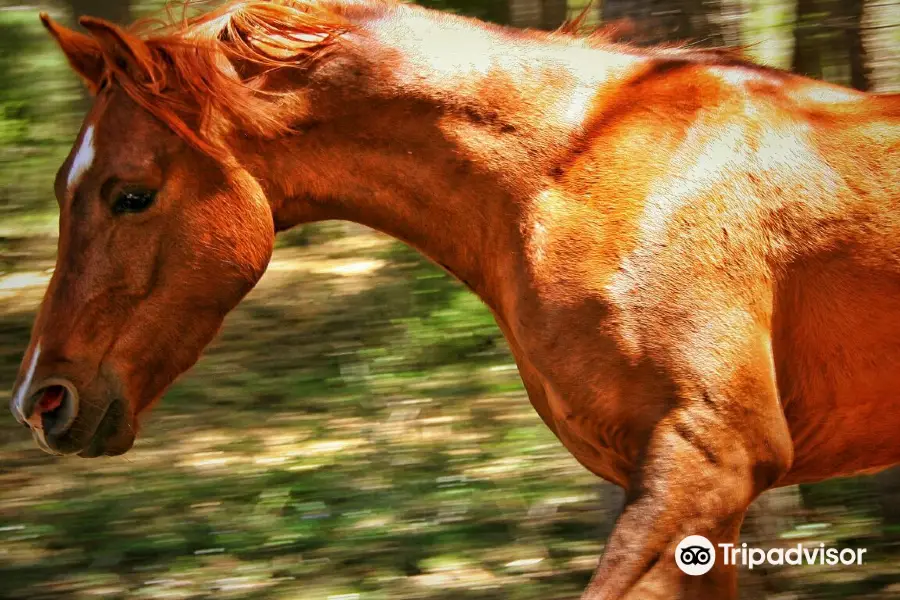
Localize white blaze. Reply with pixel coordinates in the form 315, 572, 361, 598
67, 125, 95, 193
12, 341, 41, 421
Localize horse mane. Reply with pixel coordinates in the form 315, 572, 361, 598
92, 0, 763, 158
97, 0, 374, 158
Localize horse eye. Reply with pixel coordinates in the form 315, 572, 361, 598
113, 189, 156, 215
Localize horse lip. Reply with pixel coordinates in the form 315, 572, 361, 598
33, 432, 67, 455
77, 397, 134, 457
24, 388, 119, 457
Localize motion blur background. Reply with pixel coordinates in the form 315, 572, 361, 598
1, 0, 899, 598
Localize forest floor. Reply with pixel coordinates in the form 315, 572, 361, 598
1, 227, 899, 600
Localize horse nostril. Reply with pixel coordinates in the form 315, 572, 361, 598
26, 381, 79, 436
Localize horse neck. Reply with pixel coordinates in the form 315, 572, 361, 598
244, 4, 642, 313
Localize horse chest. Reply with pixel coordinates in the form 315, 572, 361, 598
507, 316, 665, 487
543, 381, 639, 487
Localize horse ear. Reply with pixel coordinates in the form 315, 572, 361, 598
39, 13, 105, 93
78, 16, 158, 86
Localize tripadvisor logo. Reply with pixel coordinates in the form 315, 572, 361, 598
676, 535, 716, 576
675, 535, 868, 575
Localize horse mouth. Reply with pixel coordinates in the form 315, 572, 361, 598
27, 395, 135, 457
77, 397, 135, 457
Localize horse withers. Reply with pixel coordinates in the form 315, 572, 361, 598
10, 1, 900, 598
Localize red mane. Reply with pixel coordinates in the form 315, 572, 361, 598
97, 0, 371, 157
87, 0, 757, 158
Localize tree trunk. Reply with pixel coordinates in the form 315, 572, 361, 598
862, 0, 900, 92
792, 0, 824, 80
718, 0, 745, 47
597, 0, 743, 46
874, 467, 900, 539
682, 0, 715, 42
541, 0, 569, 29
509, 0, 543, 28
835, 0, 871, 90
508, 0, 568, 30
684, 0, 744, 46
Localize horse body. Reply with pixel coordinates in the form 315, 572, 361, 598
772, 99, 900, 483
11, 1, 900, 598
510, 64, 900, 489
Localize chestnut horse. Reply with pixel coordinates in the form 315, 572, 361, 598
10, 1, 900, 598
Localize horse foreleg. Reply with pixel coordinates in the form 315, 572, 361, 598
580, 336, 794, 600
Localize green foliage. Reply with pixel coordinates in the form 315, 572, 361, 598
0, 8, 83, 233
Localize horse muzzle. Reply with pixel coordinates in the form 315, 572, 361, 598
11, 374, 135, 457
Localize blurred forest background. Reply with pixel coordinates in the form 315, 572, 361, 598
1, 0, 899, 599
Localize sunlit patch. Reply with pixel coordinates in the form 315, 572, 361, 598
506, 557, 544, 569
178, 451, 237, 469
385, 11, 494, 88
464, 456, 526, 478
712, 66, 768, 87
413, 564, 497, 589
606, 120, 747, 357
561, 84, 596, 129
531, 220, 548, 264
66, 125, 95, 193
621, 119, 746, 251
791, 85, 863, 105
754, 123, 842, 205
0, 271, 52, 295
317, 259, 385, 276
298, 439, 363, 455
